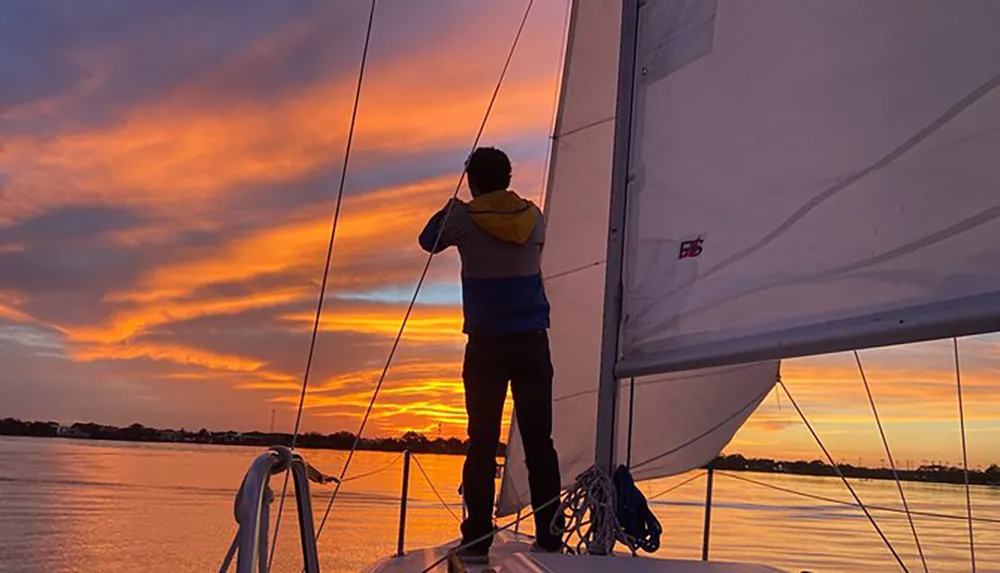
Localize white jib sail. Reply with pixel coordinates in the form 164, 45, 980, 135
496, 0, 778, 516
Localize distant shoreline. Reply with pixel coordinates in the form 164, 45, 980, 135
0, 417, 479, 456
709, 454, 1000, 488
3, 418, 998, 487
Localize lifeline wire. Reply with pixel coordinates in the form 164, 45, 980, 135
854, 350, 928, 573
313, 0, 537, 543
716, 471, 1000, 525
646, 471, 706, 502
341, 452, 404, 484
411, 454, 462, 524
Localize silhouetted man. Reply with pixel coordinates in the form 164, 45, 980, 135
419, 147, 562, 563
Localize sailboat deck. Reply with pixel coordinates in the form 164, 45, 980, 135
365, 531, 788, 573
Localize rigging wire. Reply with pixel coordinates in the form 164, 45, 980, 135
266, 1, 378, 568
715, 471, 1000, 525
411, 454, 462, 524
625, 377, 636, 468
646, 471, 706, 502
313, 0, 537, 543
954, 337, 977, 573
536, 0, 572, 211
854, 350, 928, 573
778, 380, 910, 572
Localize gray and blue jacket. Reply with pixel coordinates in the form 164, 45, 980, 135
418, 190, 550, 336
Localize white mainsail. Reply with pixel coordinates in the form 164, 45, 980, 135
619, 0, 1000, 376
501, 0, 1000, 516
497, 0, 777, 516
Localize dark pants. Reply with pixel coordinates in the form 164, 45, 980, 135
460, 330, 562, 552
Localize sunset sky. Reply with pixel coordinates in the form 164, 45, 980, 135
2, 1, 998, 468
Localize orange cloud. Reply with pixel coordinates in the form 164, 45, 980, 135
262, 358, 480, 436
0, 294, 38, 325
279, 307, 463, 344
45, 174, 460, 359
0, 19, 558, 225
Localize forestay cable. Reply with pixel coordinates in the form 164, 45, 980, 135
778, 380, 909, 572
266, 0, 378, 569
854, 350, 928, 573
313, 0, 537, 542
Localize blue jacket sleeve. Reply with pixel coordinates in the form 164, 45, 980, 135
418, 204, 455, 254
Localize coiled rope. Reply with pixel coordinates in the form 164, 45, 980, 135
553, 465, 628, 555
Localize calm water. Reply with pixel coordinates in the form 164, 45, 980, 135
1, 437, 997, 572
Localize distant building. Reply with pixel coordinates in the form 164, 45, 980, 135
57, 425, 87, 438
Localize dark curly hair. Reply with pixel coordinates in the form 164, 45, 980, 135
465, 147, 512, 196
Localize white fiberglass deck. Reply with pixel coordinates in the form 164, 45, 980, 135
365, 532, 788, 573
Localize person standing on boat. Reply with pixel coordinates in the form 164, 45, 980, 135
419, 147, 563, 562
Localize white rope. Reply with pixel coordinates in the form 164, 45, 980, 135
554, 465, 632, 556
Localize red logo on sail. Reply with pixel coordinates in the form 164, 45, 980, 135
678, 238, 704, 259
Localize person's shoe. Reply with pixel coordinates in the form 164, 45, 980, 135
455, 545, 490, 564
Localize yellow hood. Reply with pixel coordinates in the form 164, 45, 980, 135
467, 190, 537, 244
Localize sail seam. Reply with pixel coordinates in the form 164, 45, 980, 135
544, 259, 604, 282
555, 116, 616, 140
630, 380, 774, 471
659, 73, 1000, 301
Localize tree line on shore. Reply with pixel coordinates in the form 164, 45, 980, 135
0, 417, 486, 456
3, 417, 998, 486
709, 453, 1000, 486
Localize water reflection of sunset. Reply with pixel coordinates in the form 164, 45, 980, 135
1, 438, 996, 572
